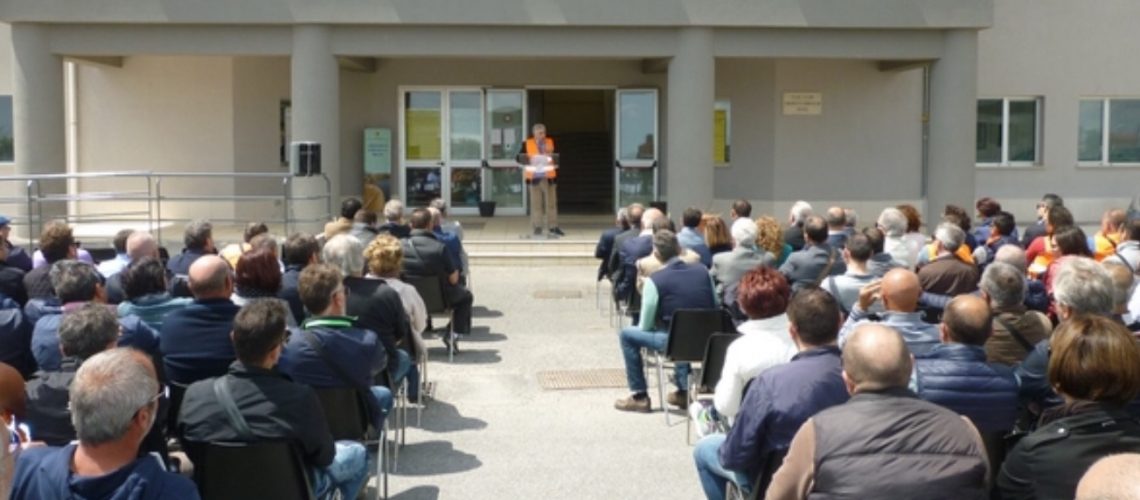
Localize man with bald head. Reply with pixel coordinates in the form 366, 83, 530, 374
613, 207, 664, 307
838, 268, 940, 354
1077, 454, 1140, 500
104, 231, 165, 304
824, 206, 848, 250
766, 324, 988, 500
913, 295, 1019, 434
160, 255, 242, 385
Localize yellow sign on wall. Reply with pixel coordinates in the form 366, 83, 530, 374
714, 109, 728, 164
406, 109, 441, 160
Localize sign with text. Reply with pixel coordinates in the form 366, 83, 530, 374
363, 128, 392, 174
782, 92, 823, 116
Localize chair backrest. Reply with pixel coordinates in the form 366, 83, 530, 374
165, 380, 190, 436
312, 387, 370, 441
666, 308, 734, 363
406, 275, 449, 314
698, 333, 743, 392
747, 447, 789, 500
191, 441, 314, 500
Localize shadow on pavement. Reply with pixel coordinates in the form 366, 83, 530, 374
412, 399, 488, 433
471, 306, 504, 318
426, 347, 501, 365
463, 326, 507, 342
392, 440, 482, 476
388, 485, 441, 500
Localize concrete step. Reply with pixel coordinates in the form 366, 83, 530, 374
469, 252, 598, 266
465, 239, 598, 265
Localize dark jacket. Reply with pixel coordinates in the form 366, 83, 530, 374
165, 248, 210, 277
1021, 220, 1046, 248
278, 264, 306, 325
1014, 339, 1061, 410
344, 276, 409, 384
4, 242, 33, 272
648, 259, 715, 332
278, 316, 387, 427
0, 300, 34, 378
825, 232, 847, 250
433, 227, 465, 273
402, 229, 455, 281
720, 346, 848, 480
997, 404, 1140, 500
0, 261, 27, 306
376, 222, 411, 239
615, 234, 653, 302
914, 343, 1020, 433
606, 227, 640, 279
784, 224, 806, 251
22, 264, 53, 300
918, 254, 979, 296
11, 443, 199, 500
178, 362, 335, 469
159, 297, 241, 385
808, 387, 988, 500
595, 227, 623, 281
24, 357, 80, 446
349, 223, 379, 247
32, 302, 159, 372
778, 243, 846, 291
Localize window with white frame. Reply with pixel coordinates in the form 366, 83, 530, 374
976, 97, 1041, 166
1079, 98, 1140, 165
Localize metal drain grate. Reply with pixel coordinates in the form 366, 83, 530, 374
533, 289, 583, 299
537, 369, 628, 390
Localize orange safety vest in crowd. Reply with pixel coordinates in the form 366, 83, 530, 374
926, 243, 975, 266
524, 137, 556, 181
1093, 232, 1119, 262
1028, 238, 1054, 279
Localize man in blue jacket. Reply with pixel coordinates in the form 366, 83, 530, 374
11, 348, 199, 500
277, 263, 392, 429
693, 288, 849, 499
160, 255, 242, 386
913, 294, 1019, 434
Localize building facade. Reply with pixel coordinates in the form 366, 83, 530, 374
0, 0, 1132, 236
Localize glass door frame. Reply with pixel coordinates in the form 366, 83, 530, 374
483, 89, 528, 217
614, 88, 660, 212
397, 86, 486, 216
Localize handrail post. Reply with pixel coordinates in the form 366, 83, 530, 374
155, 178, 163, 245
34, 179, 43, 240
323, 174, 332, 221
282, 176, 291, 236
146, 172, 154, 233
24, 180, 35, 243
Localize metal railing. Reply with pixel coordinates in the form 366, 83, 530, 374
0, 171, 333, 245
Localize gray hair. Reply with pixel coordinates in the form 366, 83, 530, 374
980, 262, 1026, 308
322, 234, 365, 278
934, 222, 965, 253
994, 245, 1028, 274
70, 348, 158, 446
125, 231, 158, 261
532, 123, 546, 133
426, 206, 443, 227
877, 208, 908, 237
790, 201, 813, 225
652, 229, 680, 262
59, 303, 119, 360
844, 208, 858, 228
50, 260, 101, 303
1053, 257, 1114, 315
641, 208, 664, 230
616, 208, 629, 227
429, 198, 448, 216
183, 219, 213, 250
1101, 260, 1135, 311
383, 199, 405, 222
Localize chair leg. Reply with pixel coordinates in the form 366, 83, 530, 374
376, 425, 387, 500
655, 352, 669, 425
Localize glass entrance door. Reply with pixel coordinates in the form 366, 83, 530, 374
614, 89, 659, 210
484, 90, 527, 216
400, 88, 486, 215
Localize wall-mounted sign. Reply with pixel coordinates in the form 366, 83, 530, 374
782, 92, 823, 116
363, 128, 392, 174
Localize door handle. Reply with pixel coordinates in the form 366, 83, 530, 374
437, 161, 445, 167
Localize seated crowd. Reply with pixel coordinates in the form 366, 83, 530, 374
0, 195, 473, 499
597, 195, 1140, 499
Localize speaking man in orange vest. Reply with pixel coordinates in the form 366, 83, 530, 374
525, 123, 563, 237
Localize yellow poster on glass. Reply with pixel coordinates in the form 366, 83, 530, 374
713, 109, 728, 164
406, 109, 441, 160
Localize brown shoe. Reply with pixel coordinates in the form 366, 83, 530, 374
667, 390, 688, 410
614, 395, 651, 413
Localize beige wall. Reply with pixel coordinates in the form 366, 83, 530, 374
232, 56, 291, 227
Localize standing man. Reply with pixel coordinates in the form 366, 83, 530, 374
526, 123, 563, 237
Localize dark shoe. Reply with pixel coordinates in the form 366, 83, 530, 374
441, 332, 459, 353
533, 227, 543, 236
549, 227, 565, 236
667, 390, 688, 410
614, 394, 651, 413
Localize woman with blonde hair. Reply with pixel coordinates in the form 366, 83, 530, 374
701, 214, 732, 256
364, 234, 427, 362
755, 216, 792, 267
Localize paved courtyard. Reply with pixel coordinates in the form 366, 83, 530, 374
383, 263, 701, 499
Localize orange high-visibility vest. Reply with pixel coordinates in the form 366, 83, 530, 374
1094, 232, 1118, 262
524, 137, 556, 181
927, 243, 975, 266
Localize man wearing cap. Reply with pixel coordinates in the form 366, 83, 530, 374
0, 216, 32, 272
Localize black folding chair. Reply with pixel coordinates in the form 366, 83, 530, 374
406, 275, 456, 363
726, 447, 789, 500
313, 387, 388, 499
687, 332, 742, 443
189, 441, 314, 500
165, 380, 190, 437
652, 308, 734, 425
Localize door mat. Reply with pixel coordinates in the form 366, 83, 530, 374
537, 369, 628, 390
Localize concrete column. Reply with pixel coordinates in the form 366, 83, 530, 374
665, 28, 715, 213
926, 30, 978, 218
12, 24, 65, 239
290, 25, 339, 231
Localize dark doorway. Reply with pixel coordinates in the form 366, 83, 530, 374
528, 89, 614, 214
